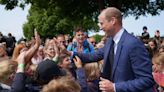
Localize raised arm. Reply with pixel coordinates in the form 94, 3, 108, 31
73, 56, 88, 92
10, 52, 26, 92
25, 30, 41, 64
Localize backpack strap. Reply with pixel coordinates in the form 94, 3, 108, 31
87, 43, 91, 52
70, 42, 77, 51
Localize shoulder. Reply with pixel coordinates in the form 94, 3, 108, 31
89, 43, 94, 48
67, 43, 73, 50
83, 40, 91, 48
67, 43, 73, 48
123, 31, 145, 49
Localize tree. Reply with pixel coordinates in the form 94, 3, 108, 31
1, 0, 164, 17
22, 1, 99, 39
93, 34, 104, 43
1, 0, 164, 39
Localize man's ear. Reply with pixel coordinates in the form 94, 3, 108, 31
110, 17, 116, 25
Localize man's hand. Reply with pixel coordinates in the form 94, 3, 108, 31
99, 77, 115, 92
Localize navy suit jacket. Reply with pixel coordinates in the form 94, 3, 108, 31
74, 30, 155, 92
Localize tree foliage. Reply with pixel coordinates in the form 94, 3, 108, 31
1, 0, 164, 17
93, 34, 104, 43
1, 0, 164, 39
22, 0, 99, 39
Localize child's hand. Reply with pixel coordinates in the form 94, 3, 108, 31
34, 29, 41, 46
53, 38, 60, 56
73, 56, 82, 68
16, 51, 26, 65
16, 51, 26, 73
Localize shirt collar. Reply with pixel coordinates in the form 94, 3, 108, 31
113, 28, 124, 44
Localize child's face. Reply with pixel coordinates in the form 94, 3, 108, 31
45, 45, 55, 58
153, 61, 164, 73
75, 31, 85, 43
158, 63, 164, 73
153, 63, 159, 72
148, 41, 155, 50
38, 47, 44, 56
152, 61, 160, 72
62, 57, 71, 69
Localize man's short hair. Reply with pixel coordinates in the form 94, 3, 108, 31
143, 26, 148, 30
156, 30, 160, 33
74, 27, 85, 35
56, 34, 65, 39
102, 7, 122, 23
8, 33, 12, 36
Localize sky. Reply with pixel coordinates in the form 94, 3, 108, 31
0, 5, 164, 40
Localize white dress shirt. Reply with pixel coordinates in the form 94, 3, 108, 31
113, 28, 125, 54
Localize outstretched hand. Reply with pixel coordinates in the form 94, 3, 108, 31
73, 56, 82, 68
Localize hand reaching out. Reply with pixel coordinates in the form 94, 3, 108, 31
73, 56, 82, 68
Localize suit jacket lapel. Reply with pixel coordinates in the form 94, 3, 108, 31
103, 38, 112, 72
112, 30, 127, 80
111, 42, 122, 80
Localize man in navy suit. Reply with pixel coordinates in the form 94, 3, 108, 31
62, 7, 155, 92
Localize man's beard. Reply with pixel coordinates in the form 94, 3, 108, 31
105, 29, 113, 38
